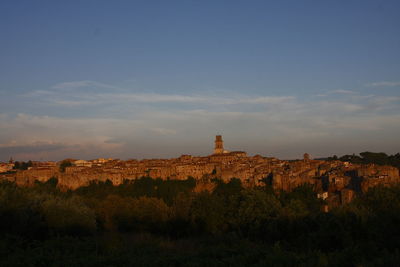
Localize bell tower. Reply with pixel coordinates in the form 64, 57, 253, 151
214, 135, 224, 154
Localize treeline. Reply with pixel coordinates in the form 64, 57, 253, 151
1, 177, 400, 266
326, 151, 400, 169
12, 160, 33, 170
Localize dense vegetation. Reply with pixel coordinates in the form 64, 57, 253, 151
12, 160, 33, 170
325, 151, 400, 169
1, 177, 400, 266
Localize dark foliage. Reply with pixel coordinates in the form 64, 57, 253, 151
12, 161, 33, 170
1, 178, 400, 266
326, 151, 400, 169
75, 176, 196, 205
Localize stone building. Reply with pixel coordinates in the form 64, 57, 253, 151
1, 137, 399, 201
214, 135, 224, 154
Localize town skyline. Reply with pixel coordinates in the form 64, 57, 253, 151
1, 134, 399, 163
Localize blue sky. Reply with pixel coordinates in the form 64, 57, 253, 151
0, 0, 399, 161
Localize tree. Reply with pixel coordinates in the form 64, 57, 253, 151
190, 192, 226, 234
235, 189, 281, 235
280, 184, 322, 214
12, 161, 33, 170
98, 194, 135, 231
41, 195, 96, 235
131, 197, 170, 232
59, 160, 73, 173
359, 151, 388, 165
213, 178, 243, 196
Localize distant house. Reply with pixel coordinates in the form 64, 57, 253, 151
91, 158, 112, 166
0, 163, 14, 173
317, 192, 328, 200
73, 160, 92, 167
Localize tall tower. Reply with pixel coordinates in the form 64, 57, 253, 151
214, 135, 224, 154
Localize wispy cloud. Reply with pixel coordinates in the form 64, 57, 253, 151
0, 142, 68, 154
26, 84, 296, 107
2, 80, 400, 161
315, 89, 355, 97
52, 80, 120, 90
2, 93, 399, 160
366, 81, 400, 87
330, 89, 355, 94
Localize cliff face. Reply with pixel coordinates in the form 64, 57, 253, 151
1, 155, 399, 201
10, 168, 57, 186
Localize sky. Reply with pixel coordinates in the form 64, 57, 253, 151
0, 0, 400, 161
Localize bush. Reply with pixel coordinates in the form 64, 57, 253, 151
41, 196, 96, 235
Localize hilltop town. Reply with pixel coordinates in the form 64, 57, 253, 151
1, 136, 399, 206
